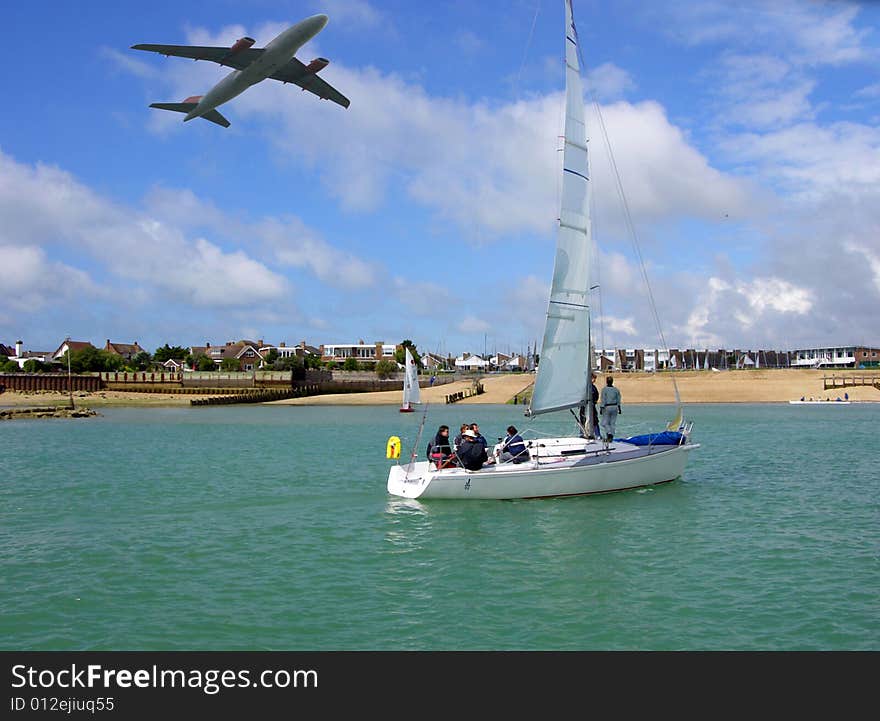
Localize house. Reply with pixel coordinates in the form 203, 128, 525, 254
455, 352, 490, 370
162, 358, 187, 372
320, 340, 398, 366
0, 342, 14, 359
6, 340, 55, 369
189, 340, 266, 371
52, 338, 95, 362
260, 340, 322, 366
104, 339, 146, 361
790, 346, 880, 369
420, 352, 448, 371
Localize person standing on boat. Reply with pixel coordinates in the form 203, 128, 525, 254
599, 376, 622, 445
499, 426, 529, 464
426, 425, 453, 467
457, 429, 488, 471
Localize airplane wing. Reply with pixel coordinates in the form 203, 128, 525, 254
130, 44, 263, 71
270, 58, 350, 108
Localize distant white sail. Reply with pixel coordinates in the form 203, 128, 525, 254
529, 0, 591, 416
704, 349, 709, 370
402, 347, 420, 407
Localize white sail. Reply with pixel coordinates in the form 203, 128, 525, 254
529, 0, 592, 416
402, 347, 420, 407
704, 349, 709, 370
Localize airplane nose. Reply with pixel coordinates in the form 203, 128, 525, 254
312, 14, 328, 31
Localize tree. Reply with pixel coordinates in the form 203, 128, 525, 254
153, 344, 189, 362
22, 359, 47, 373
220, 357, 241, 372
272, 355, 305, 380
264, 348, 279, 365
394, 340, 422, 369
375, 359, 398, 379
304, 354, 323, 369
131, 351, 152, 371
194, 354, 215, 371
342, 357, 361, 371
0, 360, 20, 373
65, 347, 124, 373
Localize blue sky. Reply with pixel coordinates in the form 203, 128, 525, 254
2, 0, 879, 358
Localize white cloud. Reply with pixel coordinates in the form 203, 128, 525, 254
454, 30, 483, 55
662, 0, 874, 66
855, 83, 880, 99
457, 315, 491, 335
100, 47, 159, 79
143, 185, 377, 290
845, 242, 880, 296
586, 63, 635, 100
720, 121, 880, 199
317, 0, 382, 29
0, 245, 98, 312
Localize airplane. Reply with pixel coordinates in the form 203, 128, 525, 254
131, 13, 349, 128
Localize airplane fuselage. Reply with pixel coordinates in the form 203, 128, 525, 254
185, 14, 328, 122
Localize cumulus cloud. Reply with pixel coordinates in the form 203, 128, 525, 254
0, 149, 383, 345
586, 62, 636, 101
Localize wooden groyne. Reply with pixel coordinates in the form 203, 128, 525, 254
823, 375, 880, 391
0, 373, 101, 392
190, 389, 300, 406
446, 382, 485, 404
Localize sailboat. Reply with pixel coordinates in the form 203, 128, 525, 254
387, 0, 697, 499
399, 346, 420, 413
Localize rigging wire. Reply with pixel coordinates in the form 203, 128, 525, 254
571, 9, 681, 407
514, 0, 542, 102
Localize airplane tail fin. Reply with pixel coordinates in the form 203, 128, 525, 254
148, 102, 231, 128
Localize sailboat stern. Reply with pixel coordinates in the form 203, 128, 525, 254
387, 462, 433, 498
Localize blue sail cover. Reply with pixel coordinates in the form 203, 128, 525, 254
621, 431, 684, 446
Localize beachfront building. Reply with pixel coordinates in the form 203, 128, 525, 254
320, 340, 398, 367
455, 353, 490, 370
5, 340, 56, 369
421, 352, 450, 371
259, 341, 321, 366
189, 340, 266, 371
104, 340, 146, 361
790, 346, 880, 369
52, 339, 96, 362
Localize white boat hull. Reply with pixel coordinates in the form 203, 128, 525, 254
788, 400, 850, 405
388, 437, 698, 500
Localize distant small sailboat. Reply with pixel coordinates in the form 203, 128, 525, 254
399, 347, 420, 413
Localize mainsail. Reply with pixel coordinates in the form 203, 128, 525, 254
529, 0, 592, 417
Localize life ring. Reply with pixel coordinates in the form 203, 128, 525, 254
386, 435, 401, 459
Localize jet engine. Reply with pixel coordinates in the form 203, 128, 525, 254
305, 57, 329, 74
229, 36, 256, 54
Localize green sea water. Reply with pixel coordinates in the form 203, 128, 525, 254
1, 403, 877, 650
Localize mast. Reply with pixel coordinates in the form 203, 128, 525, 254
528, 0, 592, 417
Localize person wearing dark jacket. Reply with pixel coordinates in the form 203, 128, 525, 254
457, 429, 488, 471
469, 422, 488, 450
499, 426, 529, 463
426, 425, 453, 466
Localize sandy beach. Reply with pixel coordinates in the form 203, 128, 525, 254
272, 369, 879, 405
1, 369, 877, 408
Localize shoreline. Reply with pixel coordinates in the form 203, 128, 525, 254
1, 369, 877, 407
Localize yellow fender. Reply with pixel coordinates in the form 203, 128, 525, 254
386, 435, 401, 459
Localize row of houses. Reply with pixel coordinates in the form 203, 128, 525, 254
4, 337, 879, 373
0, 339, 147, 369
596, 346, 880, 371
